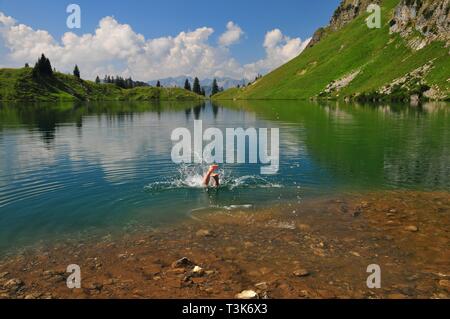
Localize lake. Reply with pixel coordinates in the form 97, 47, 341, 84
0, 100, 449, 254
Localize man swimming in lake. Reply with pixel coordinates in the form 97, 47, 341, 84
203, 164, 220, 188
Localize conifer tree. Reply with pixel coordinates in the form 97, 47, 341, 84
211, 78, 219, 96
184, 79, 191, 91
33, 54, 53, 77
73, 65, 81, 79
192, 77, 201, 95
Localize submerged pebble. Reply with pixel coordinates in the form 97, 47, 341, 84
236, 290, 259, 299
293, 269, 310, 278
196, 230, 214, 238
405, 225, 419, 232
172, 257, 195, 269
4, 278, 24, 292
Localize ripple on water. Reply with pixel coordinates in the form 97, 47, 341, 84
144, 163, 282, 193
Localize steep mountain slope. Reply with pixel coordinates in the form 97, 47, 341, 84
0, 68, 204, 102
214, 0, 449, 101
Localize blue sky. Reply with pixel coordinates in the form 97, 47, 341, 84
0, 0, 340, 80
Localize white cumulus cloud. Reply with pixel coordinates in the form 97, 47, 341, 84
218, 21, 244, 47
243, 29, 311, 78
0, 12, 310, 81
0, 12, 16, 27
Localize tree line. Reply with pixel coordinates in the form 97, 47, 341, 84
183, 77, 224, 97
29, 54, 224, 96
99, 75, 149, 89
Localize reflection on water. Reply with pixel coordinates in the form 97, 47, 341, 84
220, 100, 450, 190
0, 100, 449, 253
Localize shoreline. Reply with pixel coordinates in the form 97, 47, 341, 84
0, 190, 449, 299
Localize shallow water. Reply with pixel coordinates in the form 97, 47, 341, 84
0, 100, 449, 253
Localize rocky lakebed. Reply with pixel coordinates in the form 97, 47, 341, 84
0, 191, 449, 299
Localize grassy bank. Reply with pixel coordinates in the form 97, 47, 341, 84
0, 68, 204, 102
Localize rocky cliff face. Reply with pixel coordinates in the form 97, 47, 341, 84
308, 0, 381, 48
309, 0, 449, 49
389, 0, 450, 50
329, 0, 382, 31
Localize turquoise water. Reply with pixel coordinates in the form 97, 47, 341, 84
0, 100, 449, 253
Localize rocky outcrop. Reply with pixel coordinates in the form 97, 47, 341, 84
308, 0, 381, 48
377, 61, 441, 100
321, 70, 361, 95
309, 0, 449, 50
329, 0, 382, 31
389, 0, 450, 50
308, 28, 327, 49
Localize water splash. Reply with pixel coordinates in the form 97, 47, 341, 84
144, 163, 282, 193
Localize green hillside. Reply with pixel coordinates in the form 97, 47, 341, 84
214, 0, 449, 101
0, 67, 204, 102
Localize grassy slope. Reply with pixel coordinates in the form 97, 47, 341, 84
214, 0, 449, 100
0, 68, 204, 102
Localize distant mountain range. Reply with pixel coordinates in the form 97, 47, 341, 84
148, 76, 248, 96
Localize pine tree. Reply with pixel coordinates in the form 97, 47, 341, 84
95, 76, 101, 84
73, 65, 81, 79
43, 56, 52, 76
33, 54, 53, 77
24, 63, 29, 68
192, 77, 201, 95
211, 78, 219, 96
184, 79, 191, 91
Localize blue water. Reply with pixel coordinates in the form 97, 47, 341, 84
0, 100, 449, 253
